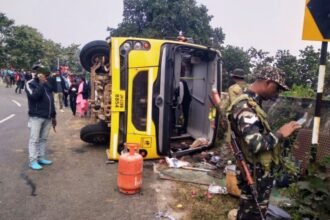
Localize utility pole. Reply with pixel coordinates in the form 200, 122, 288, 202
311, 42, 328, 162
302, 0, 330, 163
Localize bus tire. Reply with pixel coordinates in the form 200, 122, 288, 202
80, 121, 110, 145
79, 40, 109, 73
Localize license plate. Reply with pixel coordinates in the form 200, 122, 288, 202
112, 90, 125, 112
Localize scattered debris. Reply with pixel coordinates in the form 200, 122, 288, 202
176, 204, 183, 209
225, 164, 241, 197
165, 157, 190, 168
190, 137, 208, 148
210, 155, 221, 164
208, 184, 228, 194
224, 161, 235, 174
155, 211, 176, 220
105, 160, 116, 164
227, 209, 238, 220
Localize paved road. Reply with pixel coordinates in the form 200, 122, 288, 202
0, 83, 160, 220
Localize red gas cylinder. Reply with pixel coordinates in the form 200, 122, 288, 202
117, 143, 143, 194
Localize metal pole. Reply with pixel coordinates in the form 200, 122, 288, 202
311, 41, 328, 163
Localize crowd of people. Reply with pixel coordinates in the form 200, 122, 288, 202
1, 63, 92, 171
0, 67, 90, 117
0, 69, 33, 93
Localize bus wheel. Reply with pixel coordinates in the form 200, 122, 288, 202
80, 121, 110, 145
80, 40, 109, 74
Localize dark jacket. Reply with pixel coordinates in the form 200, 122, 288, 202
69, 84, 78, 97
48, 75, 67, 93
82, 81, 90, 100
25, 78, 56, 119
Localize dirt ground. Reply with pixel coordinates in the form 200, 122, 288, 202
0, 107, 194, 220
62, 113, 192, 220
65, 113, 238, 220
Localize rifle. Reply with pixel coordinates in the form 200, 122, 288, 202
230, 131, 265, 220
209, 89, 265, 220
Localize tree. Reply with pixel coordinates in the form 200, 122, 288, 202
221, 45, 251, 89
0, 13, 14, 67
5, 25, 44, 69
274, 50, 299, 88
61, 44, 82, 73
112, 0, 223, 45
210, 27, 225, 48
0, 13, 82, 73
247, 47, 274, 72
42, 39, 62, 71
297, 46, 320, 88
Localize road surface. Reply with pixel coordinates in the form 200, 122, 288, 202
0, 84, 163, 220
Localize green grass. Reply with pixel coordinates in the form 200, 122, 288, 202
173, 183, 238, 220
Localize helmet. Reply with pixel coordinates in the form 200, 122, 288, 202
230, 68, 245, 79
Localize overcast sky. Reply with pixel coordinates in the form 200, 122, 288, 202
1, 0, 321, 56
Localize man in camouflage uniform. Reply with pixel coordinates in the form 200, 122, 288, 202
228, 68, 248, 105
227, 66, 301, 219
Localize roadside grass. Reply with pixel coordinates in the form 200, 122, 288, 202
173, 183, 238, 220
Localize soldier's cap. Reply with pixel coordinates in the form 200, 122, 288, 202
255, 66, 289, 91
32, 62, 51, 76
230, 68, 245, 79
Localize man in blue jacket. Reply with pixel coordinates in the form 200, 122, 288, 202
25, 63, 56, 170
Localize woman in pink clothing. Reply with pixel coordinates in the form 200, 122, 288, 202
76, 77, 89, 117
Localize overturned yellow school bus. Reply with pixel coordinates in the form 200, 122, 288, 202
79, 37, 222, 160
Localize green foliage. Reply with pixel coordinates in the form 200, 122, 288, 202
282, 84, 315, 98
221, 45, 252, 89
210, 27, 225, 48
297, 46, 320, 88
6, 25, 45, 69
274, 50, 299, 88
0, 12, 14, 40
112, 0, 223, 46
267, 99, 300, 181
320, 155, 330, 167
284, 157, 330, 220
267, 98, 297, 130
60, 44, 82, 73
0, 12, 82, 72
247, 47, 274, 71
0, 12, 14, 67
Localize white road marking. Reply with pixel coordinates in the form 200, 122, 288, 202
12, 99, 22, 107
0, 114, 15, 124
